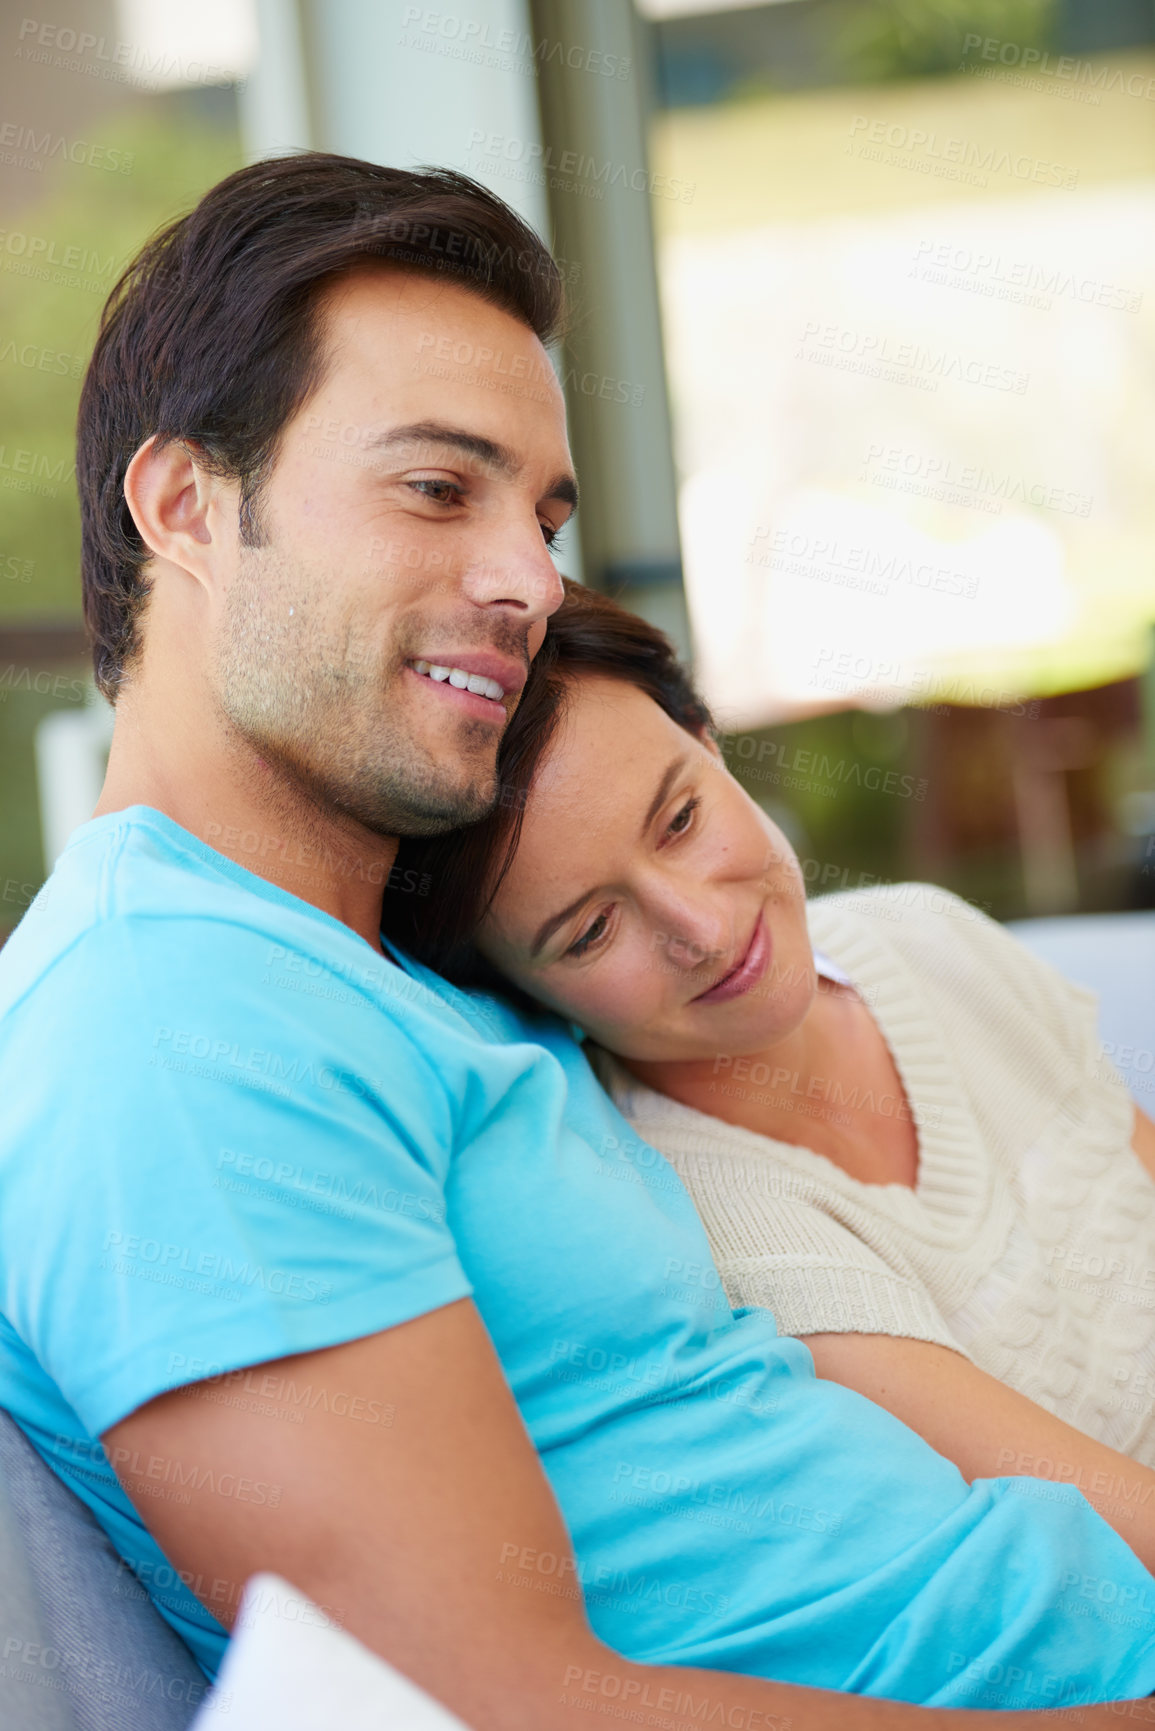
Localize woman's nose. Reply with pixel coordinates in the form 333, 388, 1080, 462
645, 896, 733, 974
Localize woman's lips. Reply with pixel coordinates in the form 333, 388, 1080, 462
691, 914, 772, 1006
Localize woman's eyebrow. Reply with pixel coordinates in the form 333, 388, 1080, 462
640, 754, 691, 838
530, 889, 595, 960
529, 753, 691, 960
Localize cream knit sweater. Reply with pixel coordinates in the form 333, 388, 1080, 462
597, 885, 1155, 1464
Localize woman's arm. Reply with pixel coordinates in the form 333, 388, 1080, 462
802, 1331, 1155, 1574
1130, 1104, 1155, 1184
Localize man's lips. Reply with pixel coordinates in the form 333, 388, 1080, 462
404, 650, 527, 722
407, 650, 527, 698
691, 914, 772, 1006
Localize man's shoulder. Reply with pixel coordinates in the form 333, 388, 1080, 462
0, 808, 470, 1059
3, 803, 265, 960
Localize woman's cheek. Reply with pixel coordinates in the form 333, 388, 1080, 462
582, 955, 659, 1046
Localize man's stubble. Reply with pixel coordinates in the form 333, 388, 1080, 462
212, 544, 518, 840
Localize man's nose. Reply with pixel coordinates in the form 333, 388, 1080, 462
459, 520, 565, 626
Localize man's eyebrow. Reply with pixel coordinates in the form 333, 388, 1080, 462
369, 420, 578, 511
546, 470, 579, 512
529, 753, 690, 961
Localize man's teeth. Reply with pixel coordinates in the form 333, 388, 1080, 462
410, 660, 505, 702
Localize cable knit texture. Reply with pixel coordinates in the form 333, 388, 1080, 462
596, 885, 1154, 1461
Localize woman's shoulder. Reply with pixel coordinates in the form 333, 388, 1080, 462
807, 881, 999, 954
807, 882, 1106, 1101
807, 881, 1082, 1008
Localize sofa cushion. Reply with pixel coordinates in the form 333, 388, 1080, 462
0, 1410, 208, 1730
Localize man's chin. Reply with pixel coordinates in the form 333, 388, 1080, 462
387, 770, 500, 839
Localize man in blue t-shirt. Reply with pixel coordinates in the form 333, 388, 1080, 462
3, 155, 1155, 1728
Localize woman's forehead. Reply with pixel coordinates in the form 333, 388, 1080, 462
531, 677, 679, 802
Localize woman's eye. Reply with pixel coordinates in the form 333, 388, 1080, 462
409, 479, 464, 506
567, 910, 609, 959
665, 796, 700, 839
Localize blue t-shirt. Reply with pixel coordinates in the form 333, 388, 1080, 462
2, 806, 1155, 1709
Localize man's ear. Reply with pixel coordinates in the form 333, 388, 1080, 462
123, 436, 232, 592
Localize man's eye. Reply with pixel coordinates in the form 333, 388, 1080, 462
409, 479, 464, 506
567, 910, 609, 959
542, 520, 567, 550
666, 796, 700, 839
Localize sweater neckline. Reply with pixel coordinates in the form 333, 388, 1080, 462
804, 896, 994, 1240
609, 894, 997, 1249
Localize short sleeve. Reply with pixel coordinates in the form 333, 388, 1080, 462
0, 911, 472, 1437
981, 922, 1139, 1109
953, 901, 1111, 1079
977, 918, 1140, 1144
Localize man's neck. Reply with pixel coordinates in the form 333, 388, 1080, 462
95, 700, 399, 954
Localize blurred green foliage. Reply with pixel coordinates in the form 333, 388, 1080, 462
0, 96, 241, 930
834, 0, 1056, 82
0, 97, 242, 623
723, 709, 914, 901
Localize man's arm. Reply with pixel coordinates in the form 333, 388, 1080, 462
103, 1298, 1153, 1731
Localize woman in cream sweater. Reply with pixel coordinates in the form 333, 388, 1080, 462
385, 582, 1155, 1567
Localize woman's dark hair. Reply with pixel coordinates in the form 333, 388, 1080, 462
381, 580, 713, 990
78, 152, 564, 701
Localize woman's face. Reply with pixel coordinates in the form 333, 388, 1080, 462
478, 675, 817, 1064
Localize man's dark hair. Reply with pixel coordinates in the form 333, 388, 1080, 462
381, 579, 713, 997
77, 152, 565, 701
